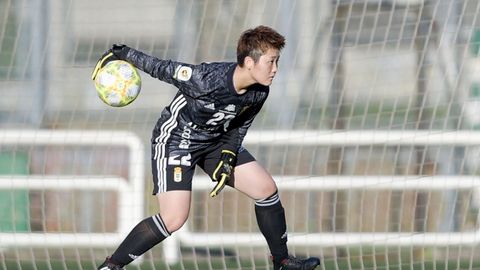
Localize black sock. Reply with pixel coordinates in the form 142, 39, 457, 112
255, 191, 288, 263
110, 214, 170, 266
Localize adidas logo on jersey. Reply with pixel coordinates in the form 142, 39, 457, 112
204, 103, 215, 110
224, 104, 236, 112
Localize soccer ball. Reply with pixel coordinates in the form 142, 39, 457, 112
94, 60, 141, 107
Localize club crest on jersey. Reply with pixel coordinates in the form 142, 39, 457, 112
239, 105, 251, 115
174, 65, 192, 81
174, 167, 182, 182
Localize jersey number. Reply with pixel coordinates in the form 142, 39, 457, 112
206, 112, 235, 127
168, 154, 192, 166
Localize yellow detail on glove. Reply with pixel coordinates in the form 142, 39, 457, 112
91, 52, 114, 80
209, 174, 228, 197
210, 149, 236, 197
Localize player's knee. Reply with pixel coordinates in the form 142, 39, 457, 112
162, 215, 188, 233
259, 181, 278, 199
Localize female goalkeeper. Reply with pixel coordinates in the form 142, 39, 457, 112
93, 25, 320, 270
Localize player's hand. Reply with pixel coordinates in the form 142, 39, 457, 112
91, 44, 131, 80
209, 150, 237, 197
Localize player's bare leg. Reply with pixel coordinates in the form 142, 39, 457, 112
233, 161, 320, 270
233, 161, 277, 199
156, 190, 191, 232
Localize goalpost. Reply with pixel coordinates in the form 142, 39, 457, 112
0, 130, 145, 248
1, 0, 480, 269
163, 130, 480, 264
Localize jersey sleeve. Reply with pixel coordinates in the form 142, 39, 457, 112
124, 48, 210, 98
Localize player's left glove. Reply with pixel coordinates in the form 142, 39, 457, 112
91, 44, 131, 80
209, 150, 237, 197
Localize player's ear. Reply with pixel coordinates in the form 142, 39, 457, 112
244, 56, 255, 70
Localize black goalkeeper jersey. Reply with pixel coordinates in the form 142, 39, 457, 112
125, 49, 269, 152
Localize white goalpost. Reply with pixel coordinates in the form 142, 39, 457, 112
1, 0, 480, 269
1, 130, 479, 268
165, 130, 480, 264
0, 130, 145, 248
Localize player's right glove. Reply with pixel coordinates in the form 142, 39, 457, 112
209, 150, 237, 197
91, 44, 131, 80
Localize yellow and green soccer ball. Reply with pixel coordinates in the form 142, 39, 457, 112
94, 60, 141, 107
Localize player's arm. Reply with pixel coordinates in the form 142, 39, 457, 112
93, 44, 211, 98
93, 44, 183, 84
209, 149, 237, 197
209, 100, 266, 197
221, 99, 267, 151
126, 50, 212, 99
208, 130, 241, 198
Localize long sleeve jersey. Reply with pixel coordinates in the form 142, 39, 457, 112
124, 48, 269, 152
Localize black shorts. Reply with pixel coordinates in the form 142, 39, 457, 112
151, 139, 255, 194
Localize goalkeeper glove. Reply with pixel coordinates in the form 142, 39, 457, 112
209, 150, 237, 197
91, 44, 131, 80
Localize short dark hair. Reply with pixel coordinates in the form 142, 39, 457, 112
237, 25, 286, 67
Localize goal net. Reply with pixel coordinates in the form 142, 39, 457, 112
1, 0, 480, 269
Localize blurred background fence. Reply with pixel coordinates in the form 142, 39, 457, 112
1, 0, 480, 269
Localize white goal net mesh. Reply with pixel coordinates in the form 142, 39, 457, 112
1, 0, 480, 269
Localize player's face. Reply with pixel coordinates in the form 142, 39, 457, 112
252, 48, 280, 86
